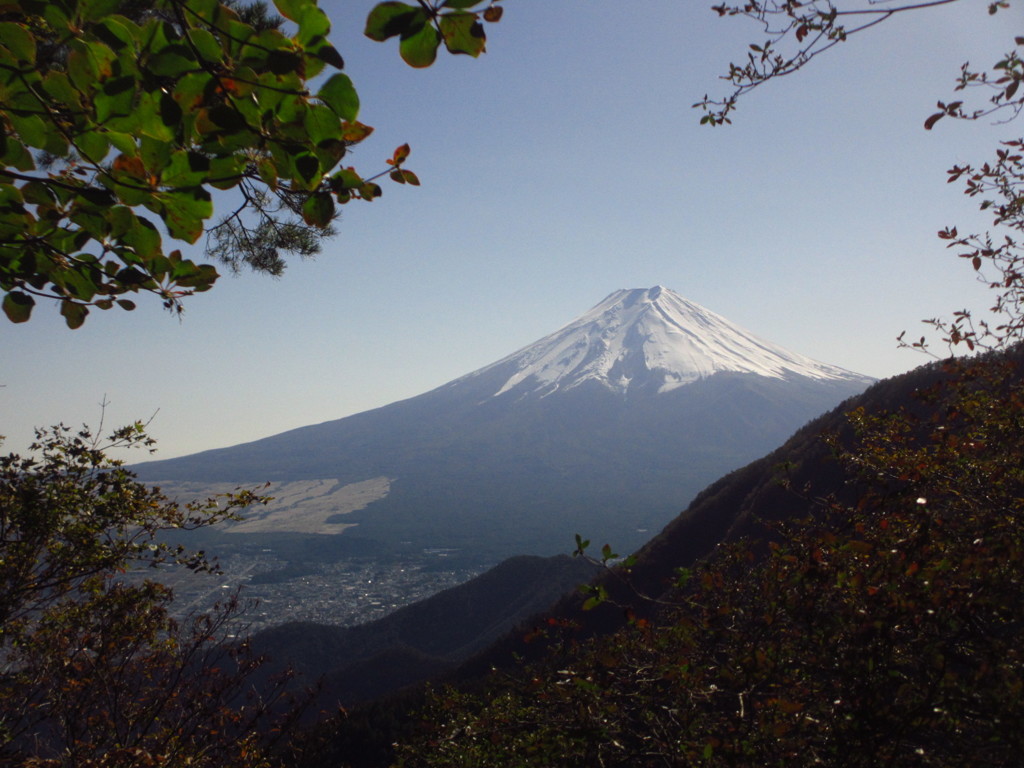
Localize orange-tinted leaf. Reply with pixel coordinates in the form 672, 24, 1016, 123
392, 143, 411, 164
112, 154, 148, 181
341, 121, 375, 143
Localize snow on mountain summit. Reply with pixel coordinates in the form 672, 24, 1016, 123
473, 287, 870, 399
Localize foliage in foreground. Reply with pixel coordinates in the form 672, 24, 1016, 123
394, 351, 1024, 767
0, 424, 299, 767
0, 0, 503, 325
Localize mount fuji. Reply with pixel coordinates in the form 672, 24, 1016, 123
463, 286, 862, 398
136, 287, 873, 558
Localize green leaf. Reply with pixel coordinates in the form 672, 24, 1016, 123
148, 46, 197, 78
41, 71, 83, 109
304, 102, 343, 144
439, 12, 485, 57
3, 291, 35, 323
389, 168, 420, 185
68, 39, 117, 91
105, 132, 138, 157
59, 259, 101, 301
172, 72, 209, 114
207, 104, 248, 132
293, 153, 321, 186
365, 2, 423, 42
331, 168, 363, 191
296, 4, 331, 46
0, 135, 35, 171
272, 0, 313, 23
173, 262, 218, 290
108, 205, 138, 238
302, 191, 335, 226
143, 17, 178, 55
309, 39, 344, 70
400, 22, 441, 68
77, 187, 115, 207
40, 123, 70, 157
316, 74, 359, 121
314, 138, 346, 171
90, 16, 135, 50
582, 595, 603, 611
75, 131, 110, 162
183, 0, 219, 22
81, 0, 123, 22
359, 181, 382, 199
186, 27, 223, 62
0, 183, 26, 212
574, 534, 590, 554
60, 300, 89, 329
272, 92, 305, 125
266, 47, 303, 76
8, 114, 48, 150
0, 22, 36, 64
69, 206, 111, 240
207, 155, 247, 190
42, 3, 71, 32
161, 150, 208, 187
20, 181, 56, 207
122, 216, 162, 258
160, 188, 212, 243
66, 47, 95, 93
442, 0, 485, 7
115, 266, 150, 286
96, 77, 137, 124
256, 158, 278, 187
140, 135, 171, 175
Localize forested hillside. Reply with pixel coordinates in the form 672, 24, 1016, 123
291, 347, 1023, 767
378, 348, 1024, 767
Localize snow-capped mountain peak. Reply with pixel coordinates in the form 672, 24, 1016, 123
471, 286, 869, 399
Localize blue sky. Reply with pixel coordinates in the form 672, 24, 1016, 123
1, 0, 1014, 459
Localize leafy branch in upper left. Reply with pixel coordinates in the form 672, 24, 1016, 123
0, 0, 414, 326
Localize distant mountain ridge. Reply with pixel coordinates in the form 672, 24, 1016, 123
136, 288, 873, 558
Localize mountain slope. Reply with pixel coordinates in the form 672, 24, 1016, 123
291, 355, 995, 768
451, 356, 970, 680
136, 287, 873, 558
388, 350, 1024, 768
